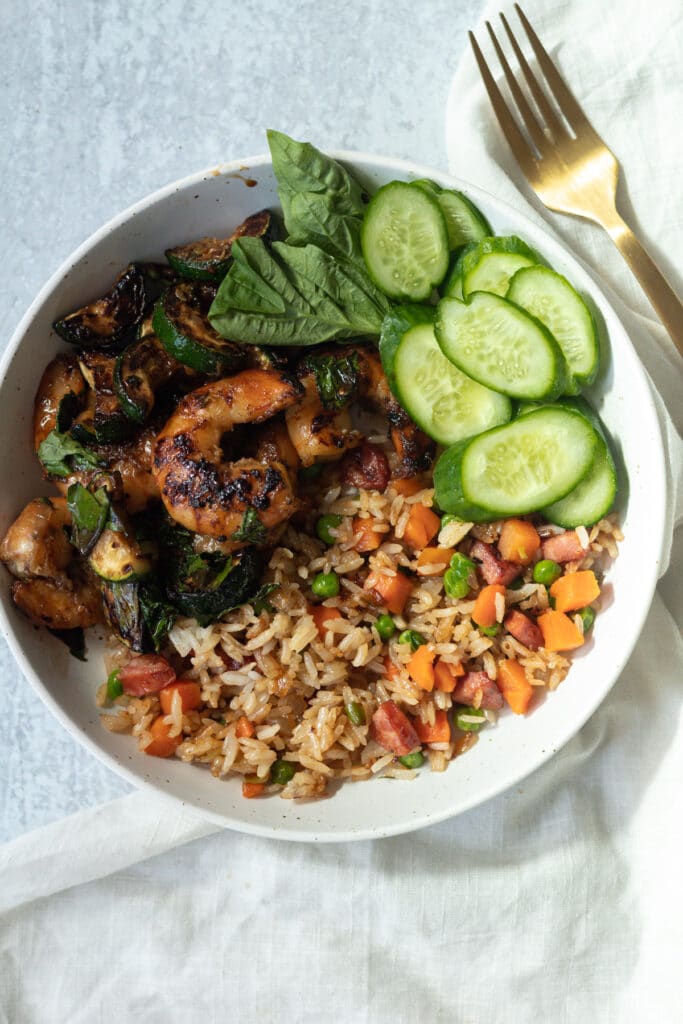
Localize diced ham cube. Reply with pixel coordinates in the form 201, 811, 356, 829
504, 609, 543, 651
541, 530, 588, 563
371, 700, 421, 756
470, 540, 521, 586
119, 654, 176, 696
451, 670, 504, 710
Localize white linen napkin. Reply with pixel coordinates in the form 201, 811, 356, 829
1, 1, 681, 1020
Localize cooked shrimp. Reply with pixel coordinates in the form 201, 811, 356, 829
33, 354, 87, 450
0, 496, 102, 629
285, 373, 362, 467
153, 368, 302, 541
285, 347, 433, 476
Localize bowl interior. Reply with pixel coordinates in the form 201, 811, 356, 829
0, 153, 666, 840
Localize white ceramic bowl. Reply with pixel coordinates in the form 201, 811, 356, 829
0, 152, 667, 841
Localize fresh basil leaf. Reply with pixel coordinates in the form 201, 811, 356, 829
232, 508, 268, 545
267, 130, 366, 249
209, 237, 390, 346
138, 581, 177, 651
282, 191, 364, 263
38, 429, 104, 478
48, 626, 86, 661
66, 483, 110, 556
379, 305, 435, 399
301, 350, 360, 409
251, 582, 280, 615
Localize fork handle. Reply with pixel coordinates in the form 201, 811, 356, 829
601, 212, 683, 359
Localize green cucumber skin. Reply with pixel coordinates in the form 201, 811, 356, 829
463, 408, 597, 515
393, 324, 511, 447
152, 300, 240, 376
411, 179, 491, 250
436, 292, 570, 402
435, 408, 598, 520
519, 397, 618, 526
506, 265, 599, 390
378, 304, 435, 401
433, 440, 493, 521
541, 433, 616, 527
361, 181, 450, 301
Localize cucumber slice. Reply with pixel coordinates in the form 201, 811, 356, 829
361, 181, 449, 301
412, 180, 491, 250
542, 432, 616, 527
441, 241, 479, 299
379, 304, 435, 399
436, 292, 569, 401
434, 407, 598, 519
461, 236, 541, 298
536, 397, 616, 526
394, 324, 511, 445
506, 265, 599, 391
153, 282, 246, 375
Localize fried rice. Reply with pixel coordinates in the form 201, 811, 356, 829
99, 459, 622, 801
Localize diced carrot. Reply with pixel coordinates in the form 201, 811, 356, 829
537, 609, 585, 651
352, 516, 382, 552
391, 476, 425, 496
413, 709, 451, 744
416, 546, 455, 568
402, 504, 441, 550
407, 644, 436, 691
309, 603, 343, 637
235, 715, 255, 739
159, 681, 202, 716
383, 654, 400, 682
242, 781, 265, 798
497, 659, 534, 715
498, 519, 541, 566
364, 570, 414, 615
144, 715, 182, 758
434, 659, 465, 692
471, 583, 506, 628
549, 570, 600, 613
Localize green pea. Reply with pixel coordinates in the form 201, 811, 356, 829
443, 552, 475, 600
311, 571, 340, 598
455, 706, 485, 732
578, 606, 596, 632
270, 760, 296, 785
106, 669, 123, 700
398, 629, 426, 651
480, 624, 499, 637
440, 513, 461, 529
344, 701, 366, 726
300, 462, 324, 480
375, 614, 396, 641
316, 514, 343, 545
398, 750, 424, 768
533, 559, 562, 586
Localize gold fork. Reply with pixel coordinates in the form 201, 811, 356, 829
470, 4, 683, 358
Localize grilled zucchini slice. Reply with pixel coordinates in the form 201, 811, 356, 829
70, 351, 133, 444
114, 332, 185, 424
53, 265, 145, 348
153, 281, 247, 374
166, 209, 276, 282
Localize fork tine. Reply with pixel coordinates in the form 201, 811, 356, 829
499, 11, 567, 141
468, 31, 535, 174
485, 20, 545, 153
513, 4, 592, 134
